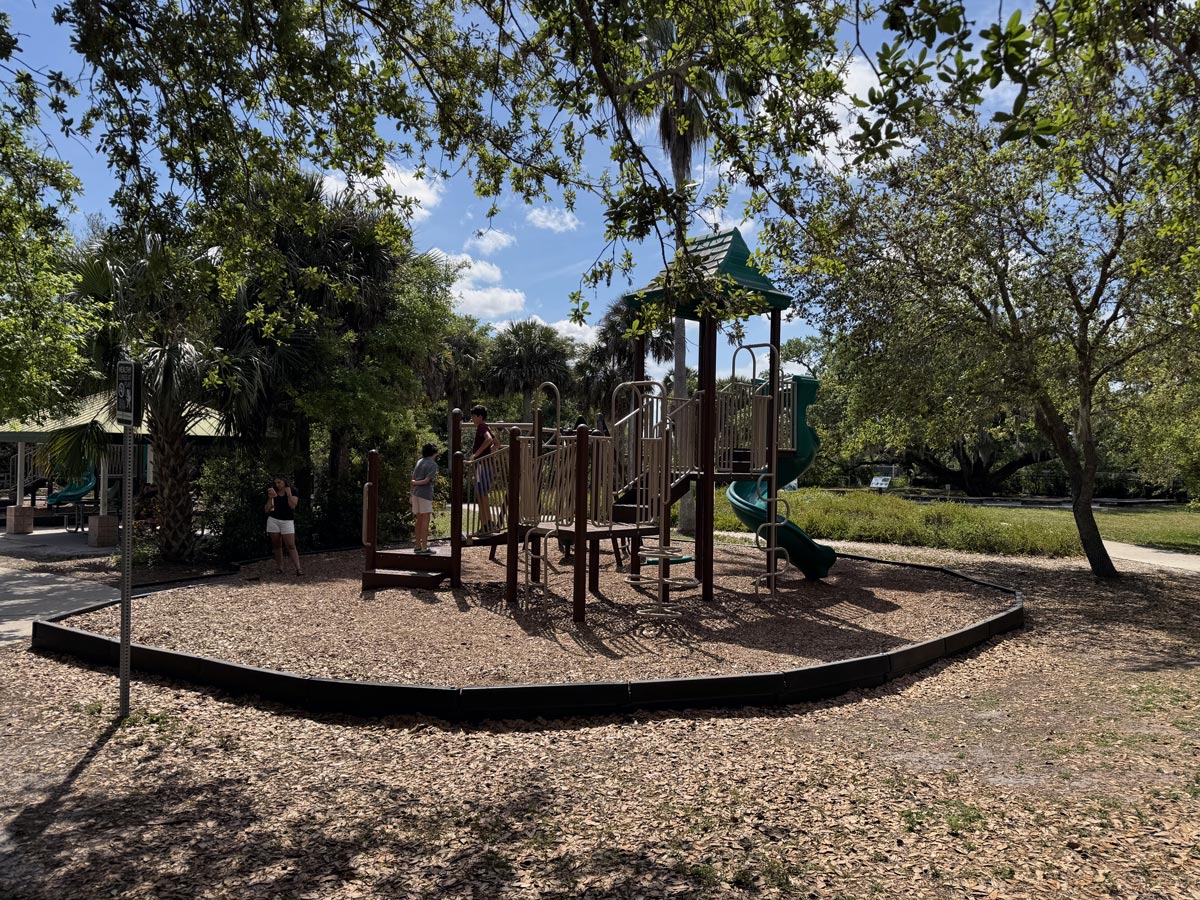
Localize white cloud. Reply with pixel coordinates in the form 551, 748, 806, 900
434, 249, 526, 319
464, 228, 516, 256
323, 164, 445, 222
490, 314, 601, 346
545, 317, 600, 345
526, 206, 581, 233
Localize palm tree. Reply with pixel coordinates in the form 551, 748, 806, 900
623, 19, 759, 531
59, 234, 230, 562
485, 320, 573, 419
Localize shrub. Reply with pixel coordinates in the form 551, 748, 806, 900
196, 449, 278, 562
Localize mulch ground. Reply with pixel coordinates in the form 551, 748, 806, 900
63, 543, 1012, 685
1, 540, 1198, 899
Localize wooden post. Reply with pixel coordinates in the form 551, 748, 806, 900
768, 310, 781, 583
573, 423, 588, 622
530, 407, 544, 585
99, 448, 109, 516
15, 441, 25, 507
698, 315, 718, 603
450, 409, 463, 587
366, 449, 380, 571
506, 426, 521, 604
588, 537, 600, 593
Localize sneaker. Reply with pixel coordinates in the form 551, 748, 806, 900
415, 548, 433, 555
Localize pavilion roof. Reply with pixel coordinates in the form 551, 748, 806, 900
0, 394, 223, 443
624, 227, 792, 320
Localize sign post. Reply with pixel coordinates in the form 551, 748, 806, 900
115, 360, 143, 719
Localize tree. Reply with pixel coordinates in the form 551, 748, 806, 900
485, 320, 574, 420
63, 229, 225, 562
0, 12, 98, 422
215, 173, 457, 537
783, 73, 1197, 577
784, 332, 1054, 496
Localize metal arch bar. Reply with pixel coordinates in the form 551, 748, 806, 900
535, 381, 562, 435
730, 342, 780, 386
610, 379, 667, 427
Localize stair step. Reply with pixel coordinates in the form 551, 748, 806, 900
375, 548, 453, 572
362, 568, 446, 590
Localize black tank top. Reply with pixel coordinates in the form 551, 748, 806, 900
272, 494, 295, 520
472, 424, 494, 458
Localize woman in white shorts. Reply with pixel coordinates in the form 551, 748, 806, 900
410, 443, 439, 553
265, 476, 303, 575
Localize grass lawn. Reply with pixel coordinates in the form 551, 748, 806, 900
712, 488, 1200, 557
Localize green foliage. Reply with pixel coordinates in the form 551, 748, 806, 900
485, 320, 574, 420
774, 68, 1196, 574
713, 489, 1082, 556
196, 448, 275, 561
0, 14, 98, 422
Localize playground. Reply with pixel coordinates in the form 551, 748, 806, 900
28, 232, 1021, 716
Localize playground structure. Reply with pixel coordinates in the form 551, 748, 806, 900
362, 227, 838, 621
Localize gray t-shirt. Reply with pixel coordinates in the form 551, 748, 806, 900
411, 457, 438, 500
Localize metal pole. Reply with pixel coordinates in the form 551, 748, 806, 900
119, 425, 134, 719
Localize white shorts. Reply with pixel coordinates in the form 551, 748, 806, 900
411, 495, 433, 515
266, 517, 295, 535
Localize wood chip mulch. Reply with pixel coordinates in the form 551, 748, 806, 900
2, 540, 1198, 900
63, 543, 1012, 685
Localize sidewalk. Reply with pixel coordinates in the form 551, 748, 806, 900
712, 530, 1200, 573
1103, 541, 1200, 573
0, 562, 118, 645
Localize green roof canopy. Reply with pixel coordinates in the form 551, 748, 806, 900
624, 227, 792, 321
0, 394, 223, 444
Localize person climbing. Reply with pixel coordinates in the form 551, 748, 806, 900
470, 405, 500, 533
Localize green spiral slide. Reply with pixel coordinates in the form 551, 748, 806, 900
725, 375, 837, 580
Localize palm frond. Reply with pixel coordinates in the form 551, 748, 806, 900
34, 421, 107, 481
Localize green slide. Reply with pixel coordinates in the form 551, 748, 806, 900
725, 375, 837, 580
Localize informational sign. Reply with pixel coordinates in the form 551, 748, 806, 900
115, 360, 143, 427
869, 475, 892, 490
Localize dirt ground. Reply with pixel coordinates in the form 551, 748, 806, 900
64, 544, 1012, 685
1, 541, 1197, 899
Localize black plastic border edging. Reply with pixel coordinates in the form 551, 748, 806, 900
30, 556, 1024, 723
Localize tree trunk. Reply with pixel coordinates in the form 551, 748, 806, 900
150, 411, 194, 563
522, 387, 533, 422
294, 414, 313, 502
1069, 468, 1119, 578
1035, 400, 1119, 578
329, 425, 351, 486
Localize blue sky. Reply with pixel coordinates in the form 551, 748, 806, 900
8, 0, 1019, 383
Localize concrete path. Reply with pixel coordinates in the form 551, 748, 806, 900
713, 530, 1200, 573
1103, 541, 1200, 573
0, 562, 118, 645
0, 527, 113, 560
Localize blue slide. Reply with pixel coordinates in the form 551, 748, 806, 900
725, 376, 837, 580
46, 464, 97, 507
